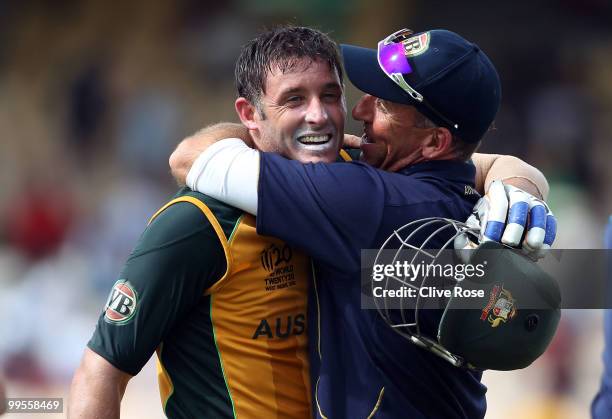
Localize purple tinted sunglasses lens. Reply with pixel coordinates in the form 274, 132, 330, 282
378, 41, 412, 75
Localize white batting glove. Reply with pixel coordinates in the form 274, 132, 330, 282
465, 180, 557, 260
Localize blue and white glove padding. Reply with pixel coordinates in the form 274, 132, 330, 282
466, 180, 557, 260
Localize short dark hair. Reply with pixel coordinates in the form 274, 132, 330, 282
235, 26, 343, 108
414, 112, 480, 161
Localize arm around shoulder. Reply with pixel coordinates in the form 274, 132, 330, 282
169, 123, 250, 185
68, 347, 132, 419
472, 153, 549, 199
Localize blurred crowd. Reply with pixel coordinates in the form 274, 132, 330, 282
0, 0, 610, 417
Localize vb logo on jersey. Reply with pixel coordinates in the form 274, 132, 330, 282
104, 280, 138, 324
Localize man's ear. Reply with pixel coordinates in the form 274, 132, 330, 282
235, 97, 260, 130
422, 127, 453, 159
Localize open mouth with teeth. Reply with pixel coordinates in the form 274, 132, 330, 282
297, 134, 332, 145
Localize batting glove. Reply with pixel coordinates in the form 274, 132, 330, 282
466, 180, 557, 260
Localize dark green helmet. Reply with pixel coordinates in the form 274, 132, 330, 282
372, 218, 561, 371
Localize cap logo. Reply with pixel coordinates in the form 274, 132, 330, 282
402, 33, 430, 57
104, 280, 138, 324
480, 285, 516, 328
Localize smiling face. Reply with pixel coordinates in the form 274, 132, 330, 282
351, 94, 432, 171
239, 58, 346, 163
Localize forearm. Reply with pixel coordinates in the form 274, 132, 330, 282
68, 349, 130, 419
69, 372, 121, 418
186, 139, 259, 214
169, 123, 249, 185
472, 153, 549, 199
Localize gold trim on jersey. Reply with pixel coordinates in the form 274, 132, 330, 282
155, 344, 174, 413
209, 214, 311, 417
367, 387, 386, 418
311, 260, 322, 360
339, 148, 353, 162
151, 196, 311, 418
150, 196, 237, 414
315, 377, 329, 419
148, 196, 233, 295
316, 378, 385, 419
210, 294, 238, 417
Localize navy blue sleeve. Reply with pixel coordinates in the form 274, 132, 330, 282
256, 152, 385, 270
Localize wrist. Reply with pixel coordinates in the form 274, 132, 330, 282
498, 176, 543, 200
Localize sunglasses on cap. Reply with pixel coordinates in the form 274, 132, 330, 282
377, 28, 459, 130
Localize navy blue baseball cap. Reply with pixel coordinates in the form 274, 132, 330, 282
341, 29, 501, 143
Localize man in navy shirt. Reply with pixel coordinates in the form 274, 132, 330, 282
592, 217, 612, 418
172, 28, 556, 418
